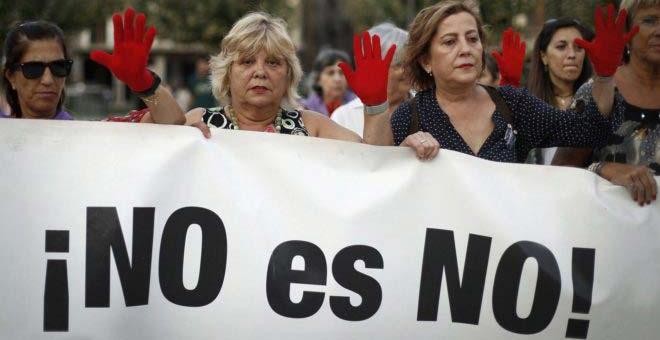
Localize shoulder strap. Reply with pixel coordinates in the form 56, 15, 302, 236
407, 96, 420, 136
483, 86, 514, 125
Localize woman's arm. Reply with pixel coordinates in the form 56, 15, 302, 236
339, 32, 396, 146
500, 86, 612, 153
139, 86, 186, 124
338, 31, 439, 159
363, 106, 395, 146
551, 147, 593, 167
305, 109, 438, 160
90, 8, 186, 125
575, 4, 638, 117
303, 110, 362, 143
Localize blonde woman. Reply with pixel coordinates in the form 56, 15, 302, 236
144, 12, 436, 159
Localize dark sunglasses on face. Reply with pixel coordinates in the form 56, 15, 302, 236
12, 59, 73, 79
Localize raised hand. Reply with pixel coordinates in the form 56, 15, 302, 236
491, 27, 526, 87
575, 4, 639, 77
339, 32, 396, 108
90, 8, 157, 92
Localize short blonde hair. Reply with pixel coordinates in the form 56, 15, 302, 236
210, 12, 303, 109
404, 0, 486, 91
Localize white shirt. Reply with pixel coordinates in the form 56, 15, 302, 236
331, 97, 365, 137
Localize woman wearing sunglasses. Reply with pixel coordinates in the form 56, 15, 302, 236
3, 13, 184, 124
2, 21, 74, 119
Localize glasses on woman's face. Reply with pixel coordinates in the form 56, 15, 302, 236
13, 59, 72, 79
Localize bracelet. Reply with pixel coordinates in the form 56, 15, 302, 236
134, 70, 161, 98
364, 101, 388, 115
140, 92, 159, 107
587, 162, 605, 175
593, 75, 613, 83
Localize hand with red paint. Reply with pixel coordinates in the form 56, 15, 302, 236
338, 32, 396, 107
90, 8, 157, 92
575, 4, 639, 77
491, 27, 526, 87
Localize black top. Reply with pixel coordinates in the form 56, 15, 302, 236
391, 85, 613, 163
574, 81, 659, 171
202, 106, 309, 136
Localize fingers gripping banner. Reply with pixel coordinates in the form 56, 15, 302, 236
0, 119, 658, 339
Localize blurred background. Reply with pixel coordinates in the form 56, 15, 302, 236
0, 0, 618, 119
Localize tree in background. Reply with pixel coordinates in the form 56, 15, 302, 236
0, 0, 122, 52
1, 0, 625, 73
134, 0, 295, 54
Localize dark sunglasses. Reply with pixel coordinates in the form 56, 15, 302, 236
12, 59, 73, 79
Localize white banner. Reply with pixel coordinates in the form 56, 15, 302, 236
0, 119, 658, 340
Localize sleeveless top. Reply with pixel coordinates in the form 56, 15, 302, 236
574, 81, 660, 172
201, 106, 309, 136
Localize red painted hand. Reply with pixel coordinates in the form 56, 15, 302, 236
575, 4, 639, 77
491, 27, 526, 87
90, 8, 157, 92
338, 32, 396, 106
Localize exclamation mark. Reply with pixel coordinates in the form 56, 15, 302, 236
565, 248, 595, 339
44, 230, 70, 332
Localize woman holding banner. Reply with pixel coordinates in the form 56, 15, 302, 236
2, 21, 74, 120
127, 11, 436, 160
2, 9, 185, 124
343, 1, 636, 165
553, 0, 659, 206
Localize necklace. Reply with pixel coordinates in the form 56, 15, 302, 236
226, 105, 283, 132
555, 93, 573, 108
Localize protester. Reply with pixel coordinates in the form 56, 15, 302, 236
90, 8, 185, 124
331, 22, 411, 137
2, 21, 74, 120
301, 48, 356, 117
148, 12, 435, 159
553, 0, 658, 206
342, 1, 633, 165
525, 18, 594, 164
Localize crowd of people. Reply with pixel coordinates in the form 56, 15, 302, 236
2, 0, 658, 205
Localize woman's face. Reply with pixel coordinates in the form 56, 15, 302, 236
423, 12, 483, 87
229, 49, 288, 109
5, 39, 66, 118
629, 5, 660, 66
541, 27, 586, 85
317, 61, 347, 101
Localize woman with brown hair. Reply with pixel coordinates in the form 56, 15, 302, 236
525, 18, 595, 164
342, 1, 633, 164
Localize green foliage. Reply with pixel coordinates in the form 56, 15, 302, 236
134, 0, 295, 52
1, 0, 627, 59
0, 0, 122, 51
